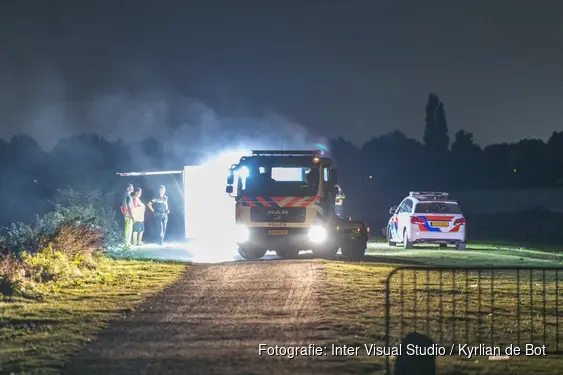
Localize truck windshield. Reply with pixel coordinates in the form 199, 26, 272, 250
237, 165, 320, 197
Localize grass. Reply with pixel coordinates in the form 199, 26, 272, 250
366, 241, 563, 267
319, 246, 563, 375
0, 257, 186, 374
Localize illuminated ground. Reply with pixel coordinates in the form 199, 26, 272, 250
62, 241, 562, 375
121, 240, 563, 267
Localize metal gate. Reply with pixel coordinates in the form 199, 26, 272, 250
384, 266, 562, 374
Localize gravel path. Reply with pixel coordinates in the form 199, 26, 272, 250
62, 260, 352, 375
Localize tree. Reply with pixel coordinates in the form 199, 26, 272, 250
450, 130, 482, 189
451, 130, 480, 156
423, 94, 449, 153
548, 131, 563, 185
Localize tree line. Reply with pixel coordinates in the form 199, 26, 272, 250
0, 93, 562, 227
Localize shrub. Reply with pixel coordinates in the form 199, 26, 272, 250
0, 187, 119, 255
22, 245, 84, 285
0, 187, 119, 296
0, 248, 24, 296
38, 218, 105, 258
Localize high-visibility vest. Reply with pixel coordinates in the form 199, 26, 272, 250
335, 190, 345, 206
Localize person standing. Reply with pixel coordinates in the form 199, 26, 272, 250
335, 184, 346, 219
131, 188, 146, 246
121, 184, 134, 247
148, 185, 169, 245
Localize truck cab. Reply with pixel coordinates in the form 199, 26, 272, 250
225, 150, 368, 260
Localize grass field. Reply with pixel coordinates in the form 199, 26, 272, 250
1, 240, 561, 375
320, 242, 563, 374
0, 258, 186, 374
366, 241, 563, 267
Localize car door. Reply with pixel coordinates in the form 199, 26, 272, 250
397, 198, 413, 237
388, 202, 400, 241
389, 200, 406, 241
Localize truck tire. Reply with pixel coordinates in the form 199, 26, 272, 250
456, 242, 467, 250
238, 246, 267, 260
312, 246, 338, 259
276, 249, 300, 259
341, 238, 367, 260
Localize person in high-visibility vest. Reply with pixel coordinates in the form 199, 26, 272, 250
335, 184, 345, 218
121, 184, 134, 247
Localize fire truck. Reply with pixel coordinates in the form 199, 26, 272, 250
225, 150, 369, 260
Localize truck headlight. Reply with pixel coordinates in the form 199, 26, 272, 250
308, 226, 327, 243
234, 225, 249, 243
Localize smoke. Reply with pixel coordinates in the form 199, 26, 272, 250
8, 80, 315, 168
164, 99, 315, 167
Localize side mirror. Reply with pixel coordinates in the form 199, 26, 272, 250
389, 205, 398, 214
225, 185, 233, 194
227, 166, 235, 185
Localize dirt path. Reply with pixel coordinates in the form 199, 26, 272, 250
62, 260, 348, 375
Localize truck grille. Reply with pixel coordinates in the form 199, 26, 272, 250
250, 207, 306, 222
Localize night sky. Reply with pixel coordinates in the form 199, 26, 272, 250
1, 1, 562, 150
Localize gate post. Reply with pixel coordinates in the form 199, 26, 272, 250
394, 332, 436, 375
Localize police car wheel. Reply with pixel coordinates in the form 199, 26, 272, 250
456, 242, 467, 250
238, 246, 267, 260
403, 230, 413, 249
387, 228, 397, 247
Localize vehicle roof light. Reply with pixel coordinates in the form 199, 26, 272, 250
251, 150, 322, 157
409, 191, 449, 197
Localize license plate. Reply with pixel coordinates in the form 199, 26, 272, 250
431, 222, 449, 227
269, 230, 288, 235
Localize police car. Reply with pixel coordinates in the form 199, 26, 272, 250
386, 192, 467, 250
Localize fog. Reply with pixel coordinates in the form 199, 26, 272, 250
1, 71, 318, 166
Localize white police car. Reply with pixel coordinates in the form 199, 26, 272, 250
386, 192, 467, 250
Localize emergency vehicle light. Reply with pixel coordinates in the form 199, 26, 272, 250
250, 150, 322, 157
116, 170, 183, 176
409, 191, 449, 197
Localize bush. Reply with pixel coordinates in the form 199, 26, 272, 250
0, 187, 119, 296
39, 218, 105, 257
0, 248, 24, 295
0, 188, 119, 255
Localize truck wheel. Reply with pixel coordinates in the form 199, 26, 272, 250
341, 239, 367, 260
312, 246, 338, 259
387, 228, 397, 247
456, 242, 467, 250
276, 249, 299, 259
238, 246, 267, 260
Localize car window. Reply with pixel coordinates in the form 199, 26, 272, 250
404, 199, 413, 213
397, 200, 406, 213
414, 202, 462, 214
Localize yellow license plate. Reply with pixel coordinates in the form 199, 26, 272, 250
269, 230, 288, 235
431, 222, 449, 227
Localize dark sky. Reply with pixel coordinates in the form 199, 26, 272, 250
1, 1, 562, 150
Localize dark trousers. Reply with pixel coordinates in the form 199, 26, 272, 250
335, 204, 344, 218
155, 213, 168, 239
